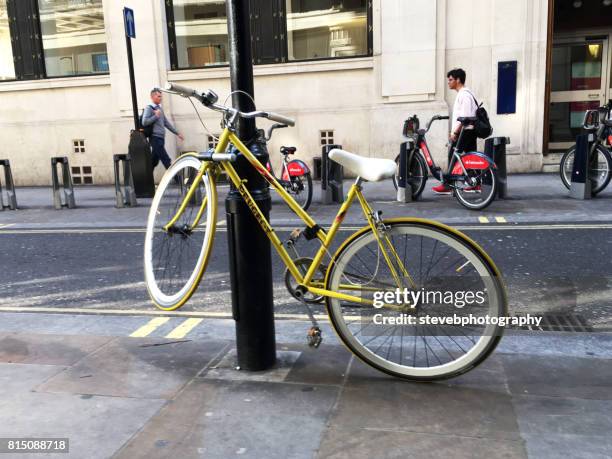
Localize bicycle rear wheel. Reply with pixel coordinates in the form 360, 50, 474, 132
454, 167, 497, 210
325, 220, 506, 381
144, 155, 217, 310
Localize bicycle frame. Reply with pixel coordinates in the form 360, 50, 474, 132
168, 127, 416, 306
410, 125, 493, 186
412, 132, 468, 182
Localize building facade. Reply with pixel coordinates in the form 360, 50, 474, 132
0, 0, 611, 186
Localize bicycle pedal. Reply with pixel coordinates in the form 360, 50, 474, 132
307, 326, 322, 348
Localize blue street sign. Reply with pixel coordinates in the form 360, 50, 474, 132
124, 7, 135, 39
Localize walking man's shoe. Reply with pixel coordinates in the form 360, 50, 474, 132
432, 184, 452, 195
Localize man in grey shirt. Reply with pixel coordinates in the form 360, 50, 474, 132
142, 88, 184, 170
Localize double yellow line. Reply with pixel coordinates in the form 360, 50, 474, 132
129, 317, 203, 339
478, 216, 507, 224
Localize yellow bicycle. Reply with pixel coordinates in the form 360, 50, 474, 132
144, 82, 507, 380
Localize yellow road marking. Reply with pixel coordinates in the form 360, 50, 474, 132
165, 318, 203, 339
129, 317, 170, 337
495, 217, 507, 223
479, 217, 490, 224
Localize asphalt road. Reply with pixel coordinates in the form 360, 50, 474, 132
1, 225, 611, 328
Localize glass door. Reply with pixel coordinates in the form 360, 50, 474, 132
548, 38, 610, 151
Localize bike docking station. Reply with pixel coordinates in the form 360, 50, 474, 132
113, 154, 137, 208
570, 132, 595, 200
0, 159, 17, 210
225, 0, 276, 372
51, 157, 76, 210
484, 136, 510, 199
321, 144, 344, 204
396, 137, 416, 203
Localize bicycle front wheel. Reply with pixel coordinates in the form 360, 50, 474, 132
392, 153, 428, 199
144, 155, 217, 310
325, 220, 506, 381
560, 145, 612, 195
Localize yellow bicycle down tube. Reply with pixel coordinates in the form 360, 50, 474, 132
225, 131, 327, 243
163, 163, 210, 232
302, 183, 359, 285
355, 188, 417, 290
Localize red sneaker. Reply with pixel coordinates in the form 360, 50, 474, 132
463, 185, 482, 193
432, 184, 452, 195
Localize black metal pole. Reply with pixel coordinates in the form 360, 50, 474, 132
225, 0, 276, 371
124, 9, 139, 131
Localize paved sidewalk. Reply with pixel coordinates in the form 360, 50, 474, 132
0, 312, 610, 459
1, 174, 611, 230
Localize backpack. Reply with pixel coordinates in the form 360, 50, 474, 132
140, 105, 154, 139
467, 91, 493, 139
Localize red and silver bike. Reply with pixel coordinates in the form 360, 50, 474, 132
263, 123, 313, 211
393, 114, 498, 210
559, 100, 612, 195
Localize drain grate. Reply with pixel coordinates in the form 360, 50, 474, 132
514, 314, 593, 333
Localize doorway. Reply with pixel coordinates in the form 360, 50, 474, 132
546, 0, 612, 153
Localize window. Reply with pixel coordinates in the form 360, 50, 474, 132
37, 0, 108, 77
71, 165, 93, 185
169, 0, 229, 69
166, 0, 372, 70
73, 139, 85, 153
286, 0, 368, 61
0, 0, 15, 80
320, 130, 334, 146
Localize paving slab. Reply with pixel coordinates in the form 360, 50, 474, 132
115, 379, 339, 459
500, 354, 612, 400
0, 332, 112, 365
0, 390, 165, 459
282, 343, 352, 387
337, 359, 522, 441
513, 394, 612, 437
317, 427, 527, 459
203, 349, 302, 382
0, 362, 64, 396
519, 433, 612, 459
37, 337, 229, 399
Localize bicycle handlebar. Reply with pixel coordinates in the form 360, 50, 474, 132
265, 123, 289, 141
425, 115, 450, 132
164, 82, 295, 126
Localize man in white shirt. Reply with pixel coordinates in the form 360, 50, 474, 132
432, 68, 479, 195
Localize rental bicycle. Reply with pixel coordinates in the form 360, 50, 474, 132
559, 100, 612, 195
263, 123, 313, 211
144, 83, 507, 381
392, 114, 498, 210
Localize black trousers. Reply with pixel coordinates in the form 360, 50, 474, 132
448, 129, 477, 164
150, 136, 172, 170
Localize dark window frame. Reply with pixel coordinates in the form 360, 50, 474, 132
165, 0, 373, 71
1, 0, 110, 82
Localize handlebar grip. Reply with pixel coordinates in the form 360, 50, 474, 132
266, 112, 295, 127
165, 82, 200, 100
439, 116, 450, 120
